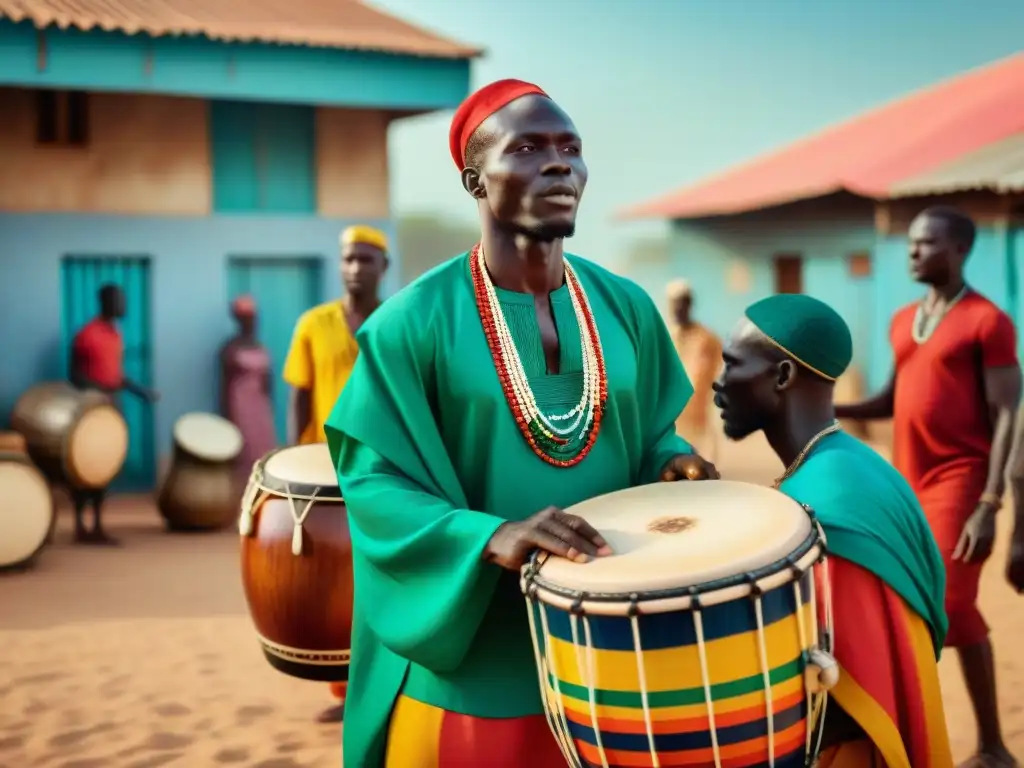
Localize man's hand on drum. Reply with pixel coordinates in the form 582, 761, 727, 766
659, 453, 720, 482
483, 506, 613, 570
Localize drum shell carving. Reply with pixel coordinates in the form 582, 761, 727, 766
0, 445, 56, 571
158, 442, 238, 531
11, 382, 128, 489
240, 494, 354, 682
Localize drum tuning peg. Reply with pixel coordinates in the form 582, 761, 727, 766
291, 524, 304, 556
238, 511, 253, 537
804, 648, 839, 694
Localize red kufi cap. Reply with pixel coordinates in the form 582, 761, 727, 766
448, 79, 548, 171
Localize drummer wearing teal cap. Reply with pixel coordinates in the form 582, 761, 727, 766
713, 294, 952, 768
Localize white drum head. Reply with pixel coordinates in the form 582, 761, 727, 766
174, 412, 243, 462
0, 459, 52, 567
264, 443, 337, 489
68, 405, 129, 488
537, 480, 811, 595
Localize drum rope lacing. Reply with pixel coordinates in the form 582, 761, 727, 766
523, 506, 837, 768
238, 463, 344, 556
526, 581, 580, 765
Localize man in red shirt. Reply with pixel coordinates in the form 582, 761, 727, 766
69, 283, 158, 545
838, 206, 1021, 768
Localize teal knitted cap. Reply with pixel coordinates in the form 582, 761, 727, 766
744, 294, 853, 381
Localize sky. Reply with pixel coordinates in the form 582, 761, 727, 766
372, 0, 1024, 268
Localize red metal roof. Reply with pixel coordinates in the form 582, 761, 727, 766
0, 0, 481, 59
620, 53, 1024, 220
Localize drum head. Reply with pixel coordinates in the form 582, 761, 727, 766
0, 457, 52, 568
535, 480, 811, 596
68, 405, 129, 488
262, 443, 340, 497
174, 412, 243, 462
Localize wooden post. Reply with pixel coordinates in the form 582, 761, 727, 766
36, 29, 47, 73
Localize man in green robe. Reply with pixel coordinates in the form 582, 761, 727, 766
712, 294, 952, 768
324, 78, 719, 768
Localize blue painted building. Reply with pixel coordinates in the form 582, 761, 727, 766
0, 4, 478, 489
619, 53, 1024, 395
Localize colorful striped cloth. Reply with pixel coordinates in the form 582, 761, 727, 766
383, 695, 565, 768
820, 557, 952, 768
816, 739, 882, 767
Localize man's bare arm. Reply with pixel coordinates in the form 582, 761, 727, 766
288, 387, 311, 445
834, 372, 895, 421
985, 365, 1022, 501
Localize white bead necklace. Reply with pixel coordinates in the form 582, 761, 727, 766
475, 247, 602, 442
911, 285, 968, 344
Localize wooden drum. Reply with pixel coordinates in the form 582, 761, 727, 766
11, 382, 128, 489
158, 412, 243, 531
0, 432, 56, 571
522, 481, 838, 768
239, 443, 353, 682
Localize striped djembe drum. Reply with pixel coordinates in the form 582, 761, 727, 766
521, 481, 839, 768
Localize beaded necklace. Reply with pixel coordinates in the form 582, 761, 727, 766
470, 244, 608, 467
772, 420, 841, 490
912, 285, 968, 344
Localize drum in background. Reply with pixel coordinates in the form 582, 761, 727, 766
11, 382, 128, 489
239, 443, 352, 682
0, 431, 27, 453
157, 412, 243, 531
0, 432, 56, 570
522, 481, 835, 768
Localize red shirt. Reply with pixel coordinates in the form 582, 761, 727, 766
891, 291, 1017, 493
72, 318, 124, 389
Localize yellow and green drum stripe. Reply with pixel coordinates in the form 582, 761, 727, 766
532, 574, 815, 767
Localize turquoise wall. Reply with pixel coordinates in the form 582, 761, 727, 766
1013, 225, 1024, 327
0, 19, 471, 110
0, 214, 401, 490
670, 199, 877, 372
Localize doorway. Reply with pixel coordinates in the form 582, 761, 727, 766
773, 254, 804, 294
226, 257, 323, 442
60, 256, 155, 490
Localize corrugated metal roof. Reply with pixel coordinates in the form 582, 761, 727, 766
0, 0, 482, 59
619, 52, 1024, 219
888, 132, 1024, 198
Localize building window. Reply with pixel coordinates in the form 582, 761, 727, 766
848, 251, 872, 278
35, 89, 89, 147
773, 254, 803, 294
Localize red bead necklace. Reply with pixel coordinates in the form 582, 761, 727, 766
470, 244, 607, 467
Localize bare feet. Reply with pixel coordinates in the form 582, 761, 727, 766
74, 528, 122, 546
91, 528, 122, 547
316, 703, 344, 724
74, 528, 94, 544
958, 747, 1019, 768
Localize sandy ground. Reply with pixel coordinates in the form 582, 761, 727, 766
1, 433, 1022, 767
